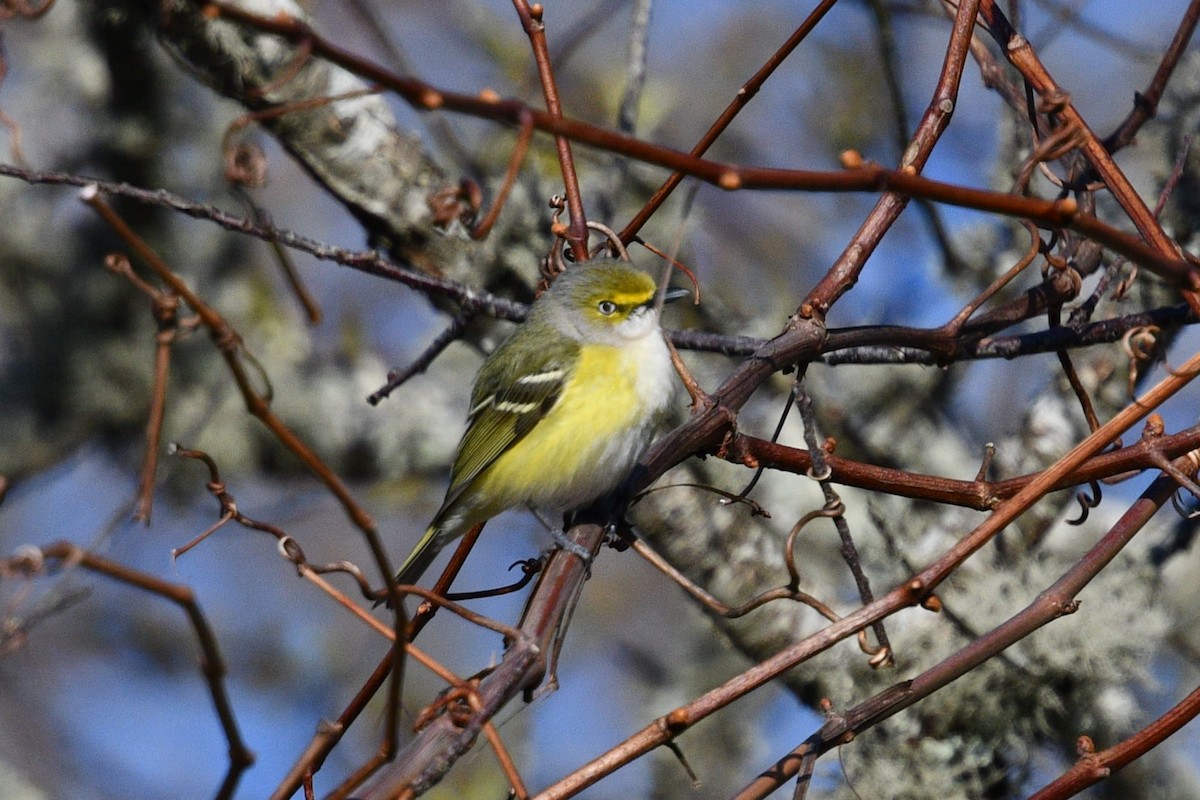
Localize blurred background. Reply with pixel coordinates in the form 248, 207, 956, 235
2, 0, 1200, 797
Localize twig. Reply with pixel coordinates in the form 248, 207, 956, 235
79, 187, 410, 795
1, 542, 254, 800
1102, 0, 1200, 153
361, 521, 606, 796
231, 184, 323, 325
1028, 680, 1200, 799
734, 424, 1200, 512
937, 222, 1043, 339
470, 109, 535, 240
735, 449, 1200, 799
796, 388, 892, 666
803, 0, 983, 316
511, 1, 589, 260
976, 0, 1200, 314
619, 0, 839, 243
367, 311, 473, 405
557, 305, 1200, 800
101, 253, 188, 524
0, 164, 529, 320
184, 2, 1198, 289
629, 515, 840, 623
819, 302, 1198, 365
168, 445, 532, 799
867, 0, 967, 274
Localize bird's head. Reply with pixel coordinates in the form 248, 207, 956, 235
538, 259, 678, 344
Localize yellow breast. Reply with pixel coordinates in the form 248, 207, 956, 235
475, 335, 673, 513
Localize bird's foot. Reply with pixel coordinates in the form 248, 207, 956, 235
549, 528, 593, 577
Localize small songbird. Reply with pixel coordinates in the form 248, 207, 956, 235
394, 259, 683, 585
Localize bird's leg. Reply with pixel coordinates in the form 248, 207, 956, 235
601, 516, 637, 552
547, 513, 594, 576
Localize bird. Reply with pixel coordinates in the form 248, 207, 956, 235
394, 258, 683, 586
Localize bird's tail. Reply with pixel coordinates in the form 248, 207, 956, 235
393, 522, 448, 587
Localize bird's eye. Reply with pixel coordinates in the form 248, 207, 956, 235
597, 300, 618, 316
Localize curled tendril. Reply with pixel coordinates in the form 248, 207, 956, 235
806, 463, 834, 482
1122, 325, 1162, 361
1171, 491, 1200, 520
1066, 480, 1102, 525
544, 207, 637, 286
585, 220, 630, 261
783, 499, 845, 590
863, 639, 893, 668
634, 482, 771, 518
1121, 324, 1162, 396
441, 558, 544, 602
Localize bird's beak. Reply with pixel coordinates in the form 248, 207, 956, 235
663, 286, 691, 304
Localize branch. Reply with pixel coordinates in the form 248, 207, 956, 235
736, 449, 1199, 799
152, 0, 461, 268
1029, 682, 1200, 799
193, 0, 1199, 287
734, 423, 1200, 512
976, 0, 1200, 312
1103, 0, 1200, 153
1, 542, 254, 800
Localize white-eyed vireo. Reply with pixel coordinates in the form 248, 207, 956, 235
395, 259, 682, 585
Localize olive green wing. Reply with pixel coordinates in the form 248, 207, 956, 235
438, 332, 580, 511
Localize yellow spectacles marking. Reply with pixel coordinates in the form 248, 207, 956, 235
606, 289, 656, 306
